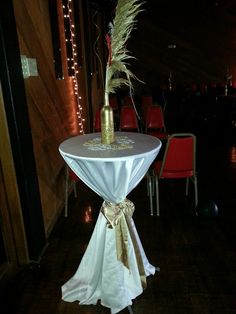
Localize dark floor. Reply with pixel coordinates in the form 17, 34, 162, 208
3, 121, 236, 313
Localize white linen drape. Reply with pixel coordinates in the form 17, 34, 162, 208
59, 132, 161, 313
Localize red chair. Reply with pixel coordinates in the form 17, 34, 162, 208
119, 106, 139, 131
141, 95, 153, 106
93, 109, 101, 132
141, 95, 153, 119
150, 133, 198, 216
145, 105, 168, 139
65, 166, 79, 217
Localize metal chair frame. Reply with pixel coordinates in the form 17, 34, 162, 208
145, 105, 168, 139
150, 133, 198, 216
65, 166, 78, 217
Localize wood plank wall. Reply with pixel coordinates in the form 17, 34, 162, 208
12, 0, 92, 235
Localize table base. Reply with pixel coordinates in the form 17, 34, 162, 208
62, 212, 157, 314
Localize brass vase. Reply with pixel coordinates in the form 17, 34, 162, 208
101, 93, 115, 144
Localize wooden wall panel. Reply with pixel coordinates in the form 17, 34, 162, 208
12, 0, 86, 234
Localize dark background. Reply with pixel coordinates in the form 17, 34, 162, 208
123, 0, 236, 91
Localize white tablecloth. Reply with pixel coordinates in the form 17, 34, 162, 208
59, 132, 161, 313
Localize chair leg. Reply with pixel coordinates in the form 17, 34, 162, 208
152, 175, 155, 196
148, 174, 153, 216
155, 176, 160, 216
194, 176, 198, 207
73, 181, 77, 198
146, 173, 150, 196
65, 166, 69, 218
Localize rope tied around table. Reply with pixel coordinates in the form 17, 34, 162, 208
101, 198, 147, 289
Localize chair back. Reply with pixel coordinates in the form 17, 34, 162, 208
159, 133, 196, 178
145, 105, 165, 131
119, 106, 139, 131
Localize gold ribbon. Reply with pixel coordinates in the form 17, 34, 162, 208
101, 199, 147, 289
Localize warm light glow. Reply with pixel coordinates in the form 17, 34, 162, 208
230, 147, 236, 165
83, 205, 93, 223
63, 0, 85, 134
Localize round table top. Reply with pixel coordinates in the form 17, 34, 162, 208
59, 131, 162, 162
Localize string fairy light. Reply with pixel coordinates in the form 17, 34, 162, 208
62, 0, 84, 134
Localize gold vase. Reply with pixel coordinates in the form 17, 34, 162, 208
101, 93, 115, 144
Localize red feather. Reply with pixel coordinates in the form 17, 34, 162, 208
105, 33, 112, 66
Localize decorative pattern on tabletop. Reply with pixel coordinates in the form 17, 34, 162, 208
83, 136, 135, 151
